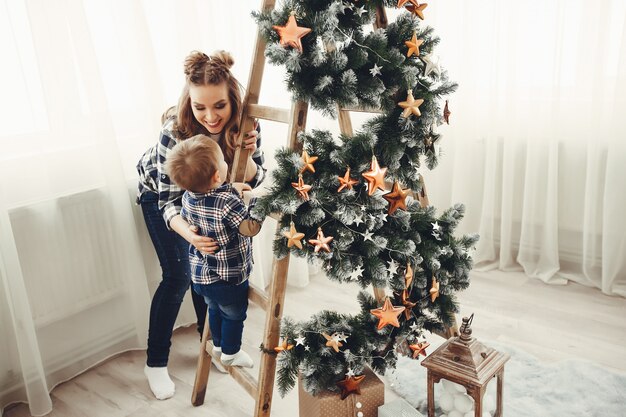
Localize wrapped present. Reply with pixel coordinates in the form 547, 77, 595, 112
298, 367, 384, 417
378, 398, 425, 417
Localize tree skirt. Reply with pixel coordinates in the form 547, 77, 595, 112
387, 339, 626, 417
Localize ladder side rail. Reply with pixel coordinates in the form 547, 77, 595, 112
231, 0, 278, 184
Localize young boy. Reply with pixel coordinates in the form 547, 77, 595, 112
166, 135, 262, 368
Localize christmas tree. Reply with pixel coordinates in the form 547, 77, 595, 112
251, 0, 478, 396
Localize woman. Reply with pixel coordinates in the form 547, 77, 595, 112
136, 50, 266, 400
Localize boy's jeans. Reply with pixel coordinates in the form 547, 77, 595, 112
195, 279, 249, 355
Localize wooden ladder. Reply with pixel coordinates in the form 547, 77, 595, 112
191, 2, 457, 416
190, 1, 308, 416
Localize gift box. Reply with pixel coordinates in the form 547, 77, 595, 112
298, 367, 384, 417
378, 398, 425, 417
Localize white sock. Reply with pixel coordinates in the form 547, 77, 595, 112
221, 349, 254, 368
211, 346, 228, 374
144, 365, 175, 400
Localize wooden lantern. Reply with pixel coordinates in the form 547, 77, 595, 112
421, 314, 510, 417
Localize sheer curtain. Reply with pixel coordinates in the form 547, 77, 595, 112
413, 0, 626, 296
0, 0, 308, 415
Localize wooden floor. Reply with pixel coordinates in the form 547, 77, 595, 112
5, 269, 626, 417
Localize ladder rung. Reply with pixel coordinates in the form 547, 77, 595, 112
205, 340, 259, 399
228, 366, 258, 399
249, 285, 269, 311
247, 104, 291, 123
339, 105, 384, 114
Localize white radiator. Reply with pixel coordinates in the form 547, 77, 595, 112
8, 187, 125, 327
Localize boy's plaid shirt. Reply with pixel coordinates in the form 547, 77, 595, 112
136, 116, 266, 228
181, 184, 257, 285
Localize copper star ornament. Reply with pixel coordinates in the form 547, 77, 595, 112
291, 174, 312, 201
362, 156, 387, 196
336, 374, 366, 400
382, 181, 410, 215
405, 1, 428, 20
405, 262, 414, 289
409, 341, 430, 358
308, 227, 333, 253
443, 99, 451, 124
397, 0, 411, 7
405, 31, 424, 58
322, 332, 343, 352
370, 297, 406, 330
299, 150, 318, 174
337, 167, 359, 192
429, 277, 440, 302
272, 13, 312, 53
283, 222, 305, 249
273, 338, 294, 352
398, 89, 424, 119
400, 289, 417, 320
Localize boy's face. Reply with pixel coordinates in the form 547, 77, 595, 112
189, 82, 232, 135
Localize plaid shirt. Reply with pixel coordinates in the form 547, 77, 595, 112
181, 184, 257, 285
136, 115, 266, 228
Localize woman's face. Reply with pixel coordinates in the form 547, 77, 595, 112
188, 82, 232, 135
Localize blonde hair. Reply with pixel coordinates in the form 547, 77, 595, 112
165, 135, 223, 193
171, 50, 243, 167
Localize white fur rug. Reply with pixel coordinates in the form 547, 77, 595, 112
387, 339, 626, 417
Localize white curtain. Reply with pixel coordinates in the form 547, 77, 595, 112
1, 0, 625, 415
0, 0, 311, 415
418, 1, 626, 296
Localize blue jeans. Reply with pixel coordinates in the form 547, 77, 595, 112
194, 280, 249, 355
140, 192, 207, 367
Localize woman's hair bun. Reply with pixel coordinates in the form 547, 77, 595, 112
183, 51, 210, 76
210, 50, 234, 70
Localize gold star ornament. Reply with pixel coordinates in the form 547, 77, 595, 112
283, 222, 305, 249
308, 227, 333, 253
370, 297, 406, 330
337, 167, 359, 192
362, 156, 388, 196
291, 174, 312, 201
273, 13, 312, 53
299, 150, 318, 174
274, 338, 294, 352
405, 31, 424, 58
383, 181, 410, 215
398, 89, 424, 119
430, 277, 440, 302
409, 341, 430, 358
322, 332, 343, 352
